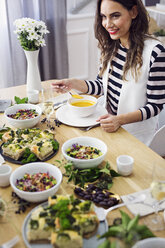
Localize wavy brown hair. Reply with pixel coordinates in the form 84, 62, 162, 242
95, 0, 153, 81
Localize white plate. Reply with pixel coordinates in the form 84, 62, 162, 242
132, 237, 165, 248
56, 104, 108, 127
22, 201, 107, 248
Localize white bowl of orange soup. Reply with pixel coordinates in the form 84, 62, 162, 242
67, 95, 97, 118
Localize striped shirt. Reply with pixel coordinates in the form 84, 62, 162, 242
85, 43, 165, 120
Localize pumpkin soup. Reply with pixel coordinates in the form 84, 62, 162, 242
71, 100, 95, 107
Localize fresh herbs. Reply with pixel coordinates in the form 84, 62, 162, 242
51, 139, 59, 151
58, 160, 120, 189
14, 96, 28, 104
0, 125, 11, 140
21, 148, 37, 164
98, 210, 155, 248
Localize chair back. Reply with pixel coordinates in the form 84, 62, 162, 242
149, 125, 165, 157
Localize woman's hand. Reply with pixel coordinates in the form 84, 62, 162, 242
51, 78, 88, 94
96, 114, 121, 132
51, 79, 74, 93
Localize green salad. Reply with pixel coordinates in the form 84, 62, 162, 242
66, 143, 102, 159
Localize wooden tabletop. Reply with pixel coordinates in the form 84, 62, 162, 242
0, 82, 165, 247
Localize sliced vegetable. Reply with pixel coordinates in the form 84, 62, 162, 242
16, 172, 57, 192
66, 143, 102, 159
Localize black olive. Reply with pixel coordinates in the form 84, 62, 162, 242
105, 192, 110, 197
99, 201, 107, 206
74, 187, 82, 193
107, 200, 114, 207
84, 195, 91, 200
79, 192, 85, 197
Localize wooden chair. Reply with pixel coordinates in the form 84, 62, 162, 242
149, 125, 165, 158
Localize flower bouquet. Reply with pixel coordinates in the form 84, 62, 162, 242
13, 18, 49, 91
14, 17, 49, 51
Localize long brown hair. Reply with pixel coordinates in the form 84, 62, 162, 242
95, 0, 152, 80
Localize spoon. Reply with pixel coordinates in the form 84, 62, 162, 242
94, 193, 146, 222
69, 91, 83, 99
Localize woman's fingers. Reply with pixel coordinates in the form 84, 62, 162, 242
96, 114, 110, 122
51, 80, 70, 93
98, 115, 120, 132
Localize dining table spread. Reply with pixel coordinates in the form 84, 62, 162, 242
0, 81, 165, 248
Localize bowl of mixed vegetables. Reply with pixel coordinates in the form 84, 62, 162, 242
62, 136, 107, 168
10, 162, 62, 202
4, 104, 42, 128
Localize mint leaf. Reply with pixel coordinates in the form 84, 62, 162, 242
127, 215, 139, 232
120, 210, 131, 228
98, 239, 111, 248
14, 96, 28, 104
51, 139, 59, 151
110, 169, 120, 177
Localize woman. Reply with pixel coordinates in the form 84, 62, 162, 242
52, 0, 165, 145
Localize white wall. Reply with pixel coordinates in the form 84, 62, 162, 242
67, 0, 96, 14
66, 0, 99, 80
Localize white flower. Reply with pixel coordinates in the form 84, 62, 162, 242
13, 17, 49, 50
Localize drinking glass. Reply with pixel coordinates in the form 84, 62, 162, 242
144, 164, 165, 231
41, 85, 54, 126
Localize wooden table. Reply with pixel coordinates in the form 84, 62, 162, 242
0, 82, 165, 247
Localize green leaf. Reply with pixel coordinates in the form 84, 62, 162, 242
120, 210, 131, 229
0, 126, 11, 140
127, 215, 139, 232
55, 160, 62, 164
0, 125, 11, 132
51, 139, 59, 151
107, 183, 113, 189
135, 225, 155, 239
110, 241, 121, 248
100, 166, 110, 175
21, 148, 37, 164
14, 96, 28, 104
97, 239, 111, 248
99, 226, 125, 239
110, 169, 121, 177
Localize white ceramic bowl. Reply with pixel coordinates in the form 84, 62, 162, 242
4, 103, 42, 128
132, 238, 165, 248
62, 136, 107, 169
10, 162, 62, 202
116, 155, 134, 176
67, 95, 97, 118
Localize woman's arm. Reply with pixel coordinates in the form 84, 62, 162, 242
97, 110, 142, 132
97, 44, 165, 133
51, 78, 88, 93
139, 44, 165, 120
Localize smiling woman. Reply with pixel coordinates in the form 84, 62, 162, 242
51, 0, 165, 146
0, 0, 68, 88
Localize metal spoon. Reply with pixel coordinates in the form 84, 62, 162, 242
69, 91, 83, 99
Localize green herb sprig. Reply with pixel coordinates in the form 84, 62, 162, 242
98, 210, 155, 248
14, 96, 28, 104
0, 125, 11, 140
21, 148, 37, 164
56, 160, 120, 189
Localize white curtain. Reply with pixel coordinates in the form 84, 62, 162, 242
0, 0, 68, 89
